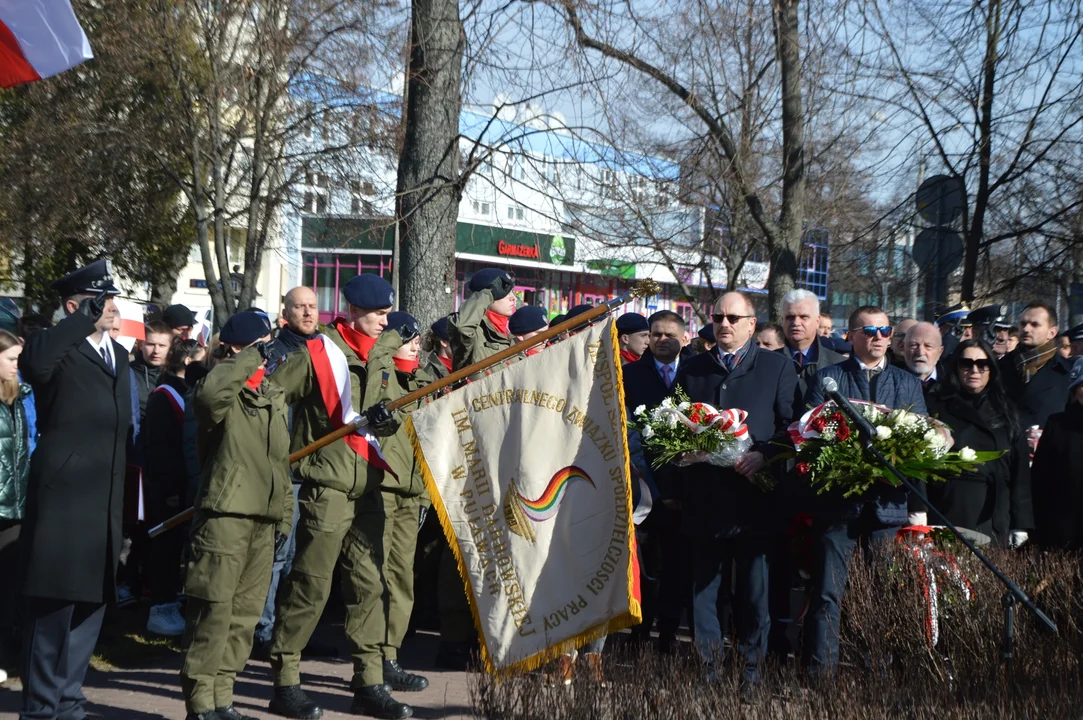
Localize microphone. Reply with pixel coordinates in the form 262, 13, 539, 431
821, 376, 878, 442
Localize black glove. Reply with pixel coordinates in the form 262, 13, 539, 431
365, 401, 399, 437
256, 339, 289, 373
490, 272, 514, 300
389, 321, 419, 344
274, 531, 289, 557
418, 506, 428, 531
77, 291, 108, 322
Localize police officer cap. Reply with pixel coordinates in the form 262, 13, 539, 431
566, 304, 593, 320
616, 312, 649, 335
509, 306, 548, 336
163, 304, 197, 329
1059, 322, 1083, 342
698, 324, 715, 343
220, 311, 270, 346
343, 273, 395, 310
386, 311, 419, 341
468, 268, 514, 300
51, 258, 120, 297
934, 302, 970, 326
1069, 357, 1083, 393
431, 316, 450, 342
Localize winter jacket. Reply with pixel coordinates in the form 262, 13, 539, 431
804, 357, 927, 526
421, 350, 452, 381
18, 371, 36, 455
193, 347, 308, 534
1030, 402, 1083, 549
0, 383, 31, 520
448, 288, 512, 372
923, 390, 1033, 545
129, 354, 163, 422
998, 350, 1073, 430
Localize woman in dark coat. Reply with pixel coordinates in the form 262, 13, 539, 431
926, 339, 1034, 546
1030, 357, 1083, 549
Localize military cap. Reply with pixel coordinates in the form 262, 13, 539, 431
1059, 322, 1083, 342
565, 303, 593, 320
698, 324, 715, 343
386, 311, 419, 342
50, 258, 120, 297
964, 304, 1007, 329
934, 303, 970, 327
220, 311, 270, 346
509, 306, 549, 336
550, 313, 567, 327
163, 304, 197, 329
431, 316, 450, 342
615, 312, 649, 335
1070, 357, 1083, 393
468, 268, 515, 300
343, 273, 395, 310
243, 306, 273, 333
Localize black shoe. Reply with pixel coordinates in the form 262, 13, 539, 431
186, 713, 222, 720
351, 684, 413, 719
434, 642, 473, 671
383, 659, 429, 692
216, 706, 259, 720
268, 685, 323, 719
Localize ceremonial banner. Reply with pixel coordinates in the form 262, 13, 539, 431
407, 318, 640, 674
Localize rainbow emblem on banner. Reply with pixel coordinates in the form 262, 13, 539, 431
504, 466, 595, 543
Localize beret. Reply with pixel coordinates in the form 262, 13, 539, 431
386, 311, 419, 340
615, 312, 649, 334
468, 268, 514, 300
698, 324, 715, 343
431, 316, 450, 342
509, 306, 549, 336
550, 313, 567, 328
343, 273, 395, 310
163, 304, 197, 329
220, 311, 270, 346
565, 304, 593, 320
50, 258, 121, 298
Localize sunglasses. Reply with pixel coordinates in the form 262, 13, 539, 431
958, 358, 992, 372
713, 313, 755, 325
851, 325, 893, 338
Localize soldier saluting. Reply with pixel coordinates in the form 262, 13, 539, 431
18, 259, 131, 720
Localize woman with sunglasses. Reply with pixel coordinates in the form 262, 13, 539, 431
924, 340, 1033, 547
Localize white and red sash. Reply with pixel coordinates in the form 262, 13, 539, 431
306, 334, 397, 479
151, 384, 185, 424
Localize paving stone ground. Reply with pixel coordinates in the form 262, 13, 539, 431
0, 624, 475, 720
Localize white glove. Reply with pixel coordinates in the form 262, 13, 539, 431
907, 512, 928, 526
1010, 530, 1029, 549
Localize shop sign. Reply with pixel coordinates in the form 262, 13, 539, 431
497, 240, 540, 259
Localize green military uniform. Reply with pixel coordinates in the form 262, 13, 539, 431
268, 321, 387, 690
344, 329, 432, 685
421, 349, 451, 381
181, 346, 309, 716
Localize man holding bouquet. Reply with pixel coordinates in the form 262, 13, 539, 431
802, 305, 926, 678
675, 292, 797, 688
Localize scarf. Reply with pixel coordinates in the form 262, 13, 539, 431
394, 356, 420, 373
486, 310, 510, 337
1016, 340, 1057, 383
438, 355, 453, 373
245, 367, 266, 390
711, 340, 752, 372
620, 349, 641, 365
276, 324, 320, 351
332, 317, 378, 361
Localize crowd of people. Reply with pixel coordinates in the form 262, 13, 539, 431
2, 257, 1083, 719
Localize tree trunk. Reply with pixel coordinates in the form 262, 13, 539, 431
395, 0, 464, 329
769, 0, 805, 316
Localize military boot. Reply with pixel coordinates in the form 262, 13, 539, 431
351, 684, 413, 719
185, 713, 222, 720
268, 685, 323, 719
216, 706, 259, 720
383, 659, 429, 692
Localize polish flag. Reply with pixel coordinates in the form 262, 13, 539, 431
0, 0, 94, 89
113, 298, 146, 353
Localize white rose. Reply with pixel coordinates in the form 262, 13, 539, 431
923, 429, 940, 443
959, 447, 977, 461
661, 397, 675, 409
896, 412, 918, 429
665, 413, 679, 428
678, 402, 691, 411
642, 425, 655, 439
634, 405, 647, 416
876, 425, 892, 440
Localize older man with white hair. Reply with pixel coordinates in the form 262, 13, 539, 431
903, 322, 945, 402
779, 289, 845, 410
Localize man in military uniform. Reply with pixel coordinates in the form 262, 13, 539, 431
18, 260, 131, 720
616, 312, 650, 364
181, 312, 307, 720
268, 274, 408, 720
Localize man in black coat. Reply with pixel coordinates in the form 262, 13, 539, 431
779, 289, 846, 420
675, 292, 797, 685
17, 259, 132, 720
999, 302, 1073, 443
623, 310, 688, 651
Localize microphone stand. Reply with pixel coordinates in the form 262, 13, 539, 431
835, 402, 1057, 690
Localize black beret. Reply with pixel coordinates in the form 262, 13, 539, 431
509, 306, 549, 336
220, 311, 270, 346
386, 311, 419, 340
163, 304, 197, 329
468, 268, 514, 300
550, 313, 567, 327
615, 312, 649, 334
431, 316, 450, 342
343, 273, 395, 310
698, 324, 715, 342
51, 258, 120, 298
244, 307, 272, 332
566, 304, 593, 320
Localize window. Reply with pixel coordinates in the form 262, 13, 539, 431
516, 207, 524, 220
507, 205, 524, 220
316, 195, 327, 213
302, 253, 393, 321
351, 197, 373, 215
481, 202, 490, 215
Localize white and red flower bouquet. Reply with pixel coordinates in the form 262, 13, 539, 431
628, 387, 751, 469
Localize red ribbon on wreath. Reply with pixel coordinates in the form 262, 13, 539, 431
896, 526, 974, 647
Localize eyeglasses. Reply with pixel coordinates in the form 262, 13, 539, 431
958, 358, 992, 372
712, 313, 755, 325
851, 325, 893, 338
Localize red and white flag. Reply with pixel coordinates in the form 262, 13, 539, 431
306, 334, 397, 479
0, 0, 93, 89
113, 298, 146, 354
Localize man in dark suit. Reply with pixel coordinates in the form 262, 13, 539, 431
802, 305, 926, 679
18, 259, 132, 720
779, 289, 846, 417
622, 310, 686, 651
676, 292, 797, 686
